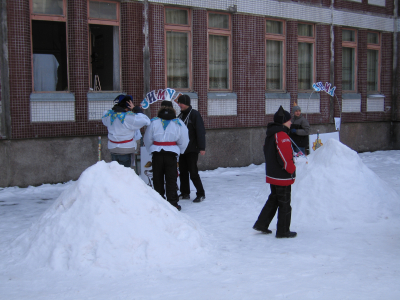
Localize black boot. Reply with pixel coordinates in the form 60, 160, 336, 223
276, 231, 297, 238
253, 222, 272, 234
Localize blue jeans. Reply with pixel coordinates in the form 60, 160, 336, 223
111, 153, 131, 168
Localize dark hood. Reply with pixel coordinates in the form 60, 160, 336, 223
157, 107, 176, 120
266, 122, 290, 137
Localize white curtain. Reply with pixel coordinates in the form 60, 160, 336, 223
167, 32, 189, 88
33, 54, 59, 91
266, 40, 283, 90
342, 47, 355, 91
209, 35, 229, 89
298, 42, 313, 90
367, 49, 378, 92
32, 0, 63, 15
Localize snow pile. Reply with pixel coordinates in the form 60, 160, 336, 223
8, 161, 209, 271
292, 139, 400, 224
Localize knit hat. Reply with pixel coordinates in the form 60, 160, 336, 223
177, 94, 191, 106
161, 100, 173, 107
292, 102, 301, 113
274, 106, 291, 124
114, 95, 133, 108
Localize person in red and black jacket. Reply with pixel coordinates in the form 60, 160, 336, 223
253, 106, 297, 238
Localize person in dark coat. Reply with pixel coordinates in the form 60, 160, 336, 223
289, 103, 310, 155
253, 106, 297, 238
177, 94, 206, 203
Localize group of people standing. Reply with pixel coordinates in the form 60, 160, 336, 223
103, 94, 310, 239
102, 94, 206, 212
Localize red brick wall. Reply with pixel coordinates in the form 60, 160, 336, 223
121, 1, 144, 104
333, 26, 343, 119
233, 14, 265, 128
287, 21, 298, 108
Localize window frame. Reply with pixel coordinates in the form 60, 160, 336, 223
30, 0, 69, 93
342, 28, 358, 92
366, 31, 381, 93
297, 22, 316, 91
164, 7, 192, 91
87, 0, 121, 91
207, 11, 232, 91
265, 18, 286, 92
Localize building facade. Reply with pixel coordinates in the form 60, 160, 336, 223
0, 0, 399, 187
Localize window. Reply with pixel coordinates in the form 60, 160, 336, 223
165, 8, 191, 90
298, 23, 315, 90
367, 32, 380, 92
88, 0, 120, 91
266, 19, 285, 91
208, 12, 231, 90
31, 0, 68, 92
342, 29, 357, 91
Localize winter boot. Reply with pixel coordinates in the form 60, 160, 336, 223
193, 195, 205, 203
253, 222, 272, 234
276, 231, 297, 238
179, 194, 190, 200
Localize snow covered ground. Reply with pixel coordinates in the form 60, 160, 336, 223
0, 139, 399, 300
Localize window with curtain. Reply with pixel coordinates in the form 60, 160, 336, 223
208, 12, 231, 90
342, 29, 357, 91
266, 20, 285, 90
165, 8, 191, 89
367, 32, 380, 92
31, 0, 68, 92
298, 23, 315, 90
88, 1, 120, 91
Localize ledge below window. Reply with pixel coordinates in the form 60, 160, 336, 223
30, 92, 75, 122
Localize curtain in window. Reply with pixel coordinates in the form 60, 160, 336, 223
367, 49, 378, 92
167, 32, 189, 88
166, 9, 188, 25
298, 42, 313, 90
209, 35, 229, 89
266, 21, 282, 34
33, 54, 59, 91
266, 40, 283, 90
342, 47, 355, 91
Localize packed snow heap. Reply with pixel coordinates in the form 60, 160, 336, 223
9, 161, 209, 271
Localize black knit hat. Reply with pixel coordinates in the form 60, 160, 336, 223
161, 100, 173, 107
274, 106, 291, 124
177, 94, 191, 106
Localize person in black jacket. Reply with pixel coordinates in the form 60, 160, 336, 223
177, 95, 206, 203
253, 106, 297, 238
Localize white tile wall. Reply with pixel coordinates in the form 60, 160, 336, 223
207, 98, 237, 116
342, 98, 361, 112
150, 0, 394, 32
31, 101, 75, 122
368, 0, 385, 7
367, 97, 384, 112
265, 99, 290, 115
298, 98, 320, 114
89, 101, 114, 120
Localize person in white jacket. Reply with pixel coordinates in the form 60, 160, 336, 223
102, 95, 150, 167
144, 101, 189, 211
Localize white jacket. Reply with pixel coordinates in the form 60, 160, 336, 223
144, 117, 189, 156
102, 110, 150, 151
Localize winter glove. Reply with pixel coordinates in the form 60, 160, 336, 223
290, 129, 297, 133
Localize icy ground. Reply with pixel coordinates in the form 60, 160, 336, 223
0, 139, 399, 300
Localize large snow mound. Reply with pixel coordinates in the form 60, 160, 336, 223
8, 161, 209, 271
292, 139, 400, 224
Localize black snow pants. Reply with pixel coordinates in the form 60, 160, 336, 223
179, 152, 205, 197
256, 184, 292, 235
152, 150, 179, 206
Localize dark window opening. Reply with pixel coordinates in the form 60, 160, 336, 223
32, 20, 68, 91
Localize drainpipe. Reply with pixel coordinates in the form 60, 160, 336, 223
329, 0, 335, 124
143, 0, 151, 119
0, 0, 11, 139
392, 0, 398, 123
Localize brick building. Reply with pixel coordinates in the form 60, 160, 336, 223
0, 0, 399, 187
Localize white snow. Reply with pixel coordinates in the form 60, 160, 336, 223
0, 139, 399, 300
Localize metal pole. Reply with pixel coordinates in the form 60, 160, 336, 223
143, 0, 151, 119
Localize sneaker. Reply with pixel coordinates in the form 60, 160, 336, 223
276, 231, 297, 238
193, 195, 205, 203
178, 194, 190, 200
253, 223, 272, 234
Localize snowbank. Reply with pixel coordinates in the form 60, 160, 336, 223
8, 161, 209, 271
292, 139, 400, 224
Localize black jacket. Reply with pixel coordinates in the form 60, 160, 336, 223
264, 122, 296, 186
178, 106, 206, 153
